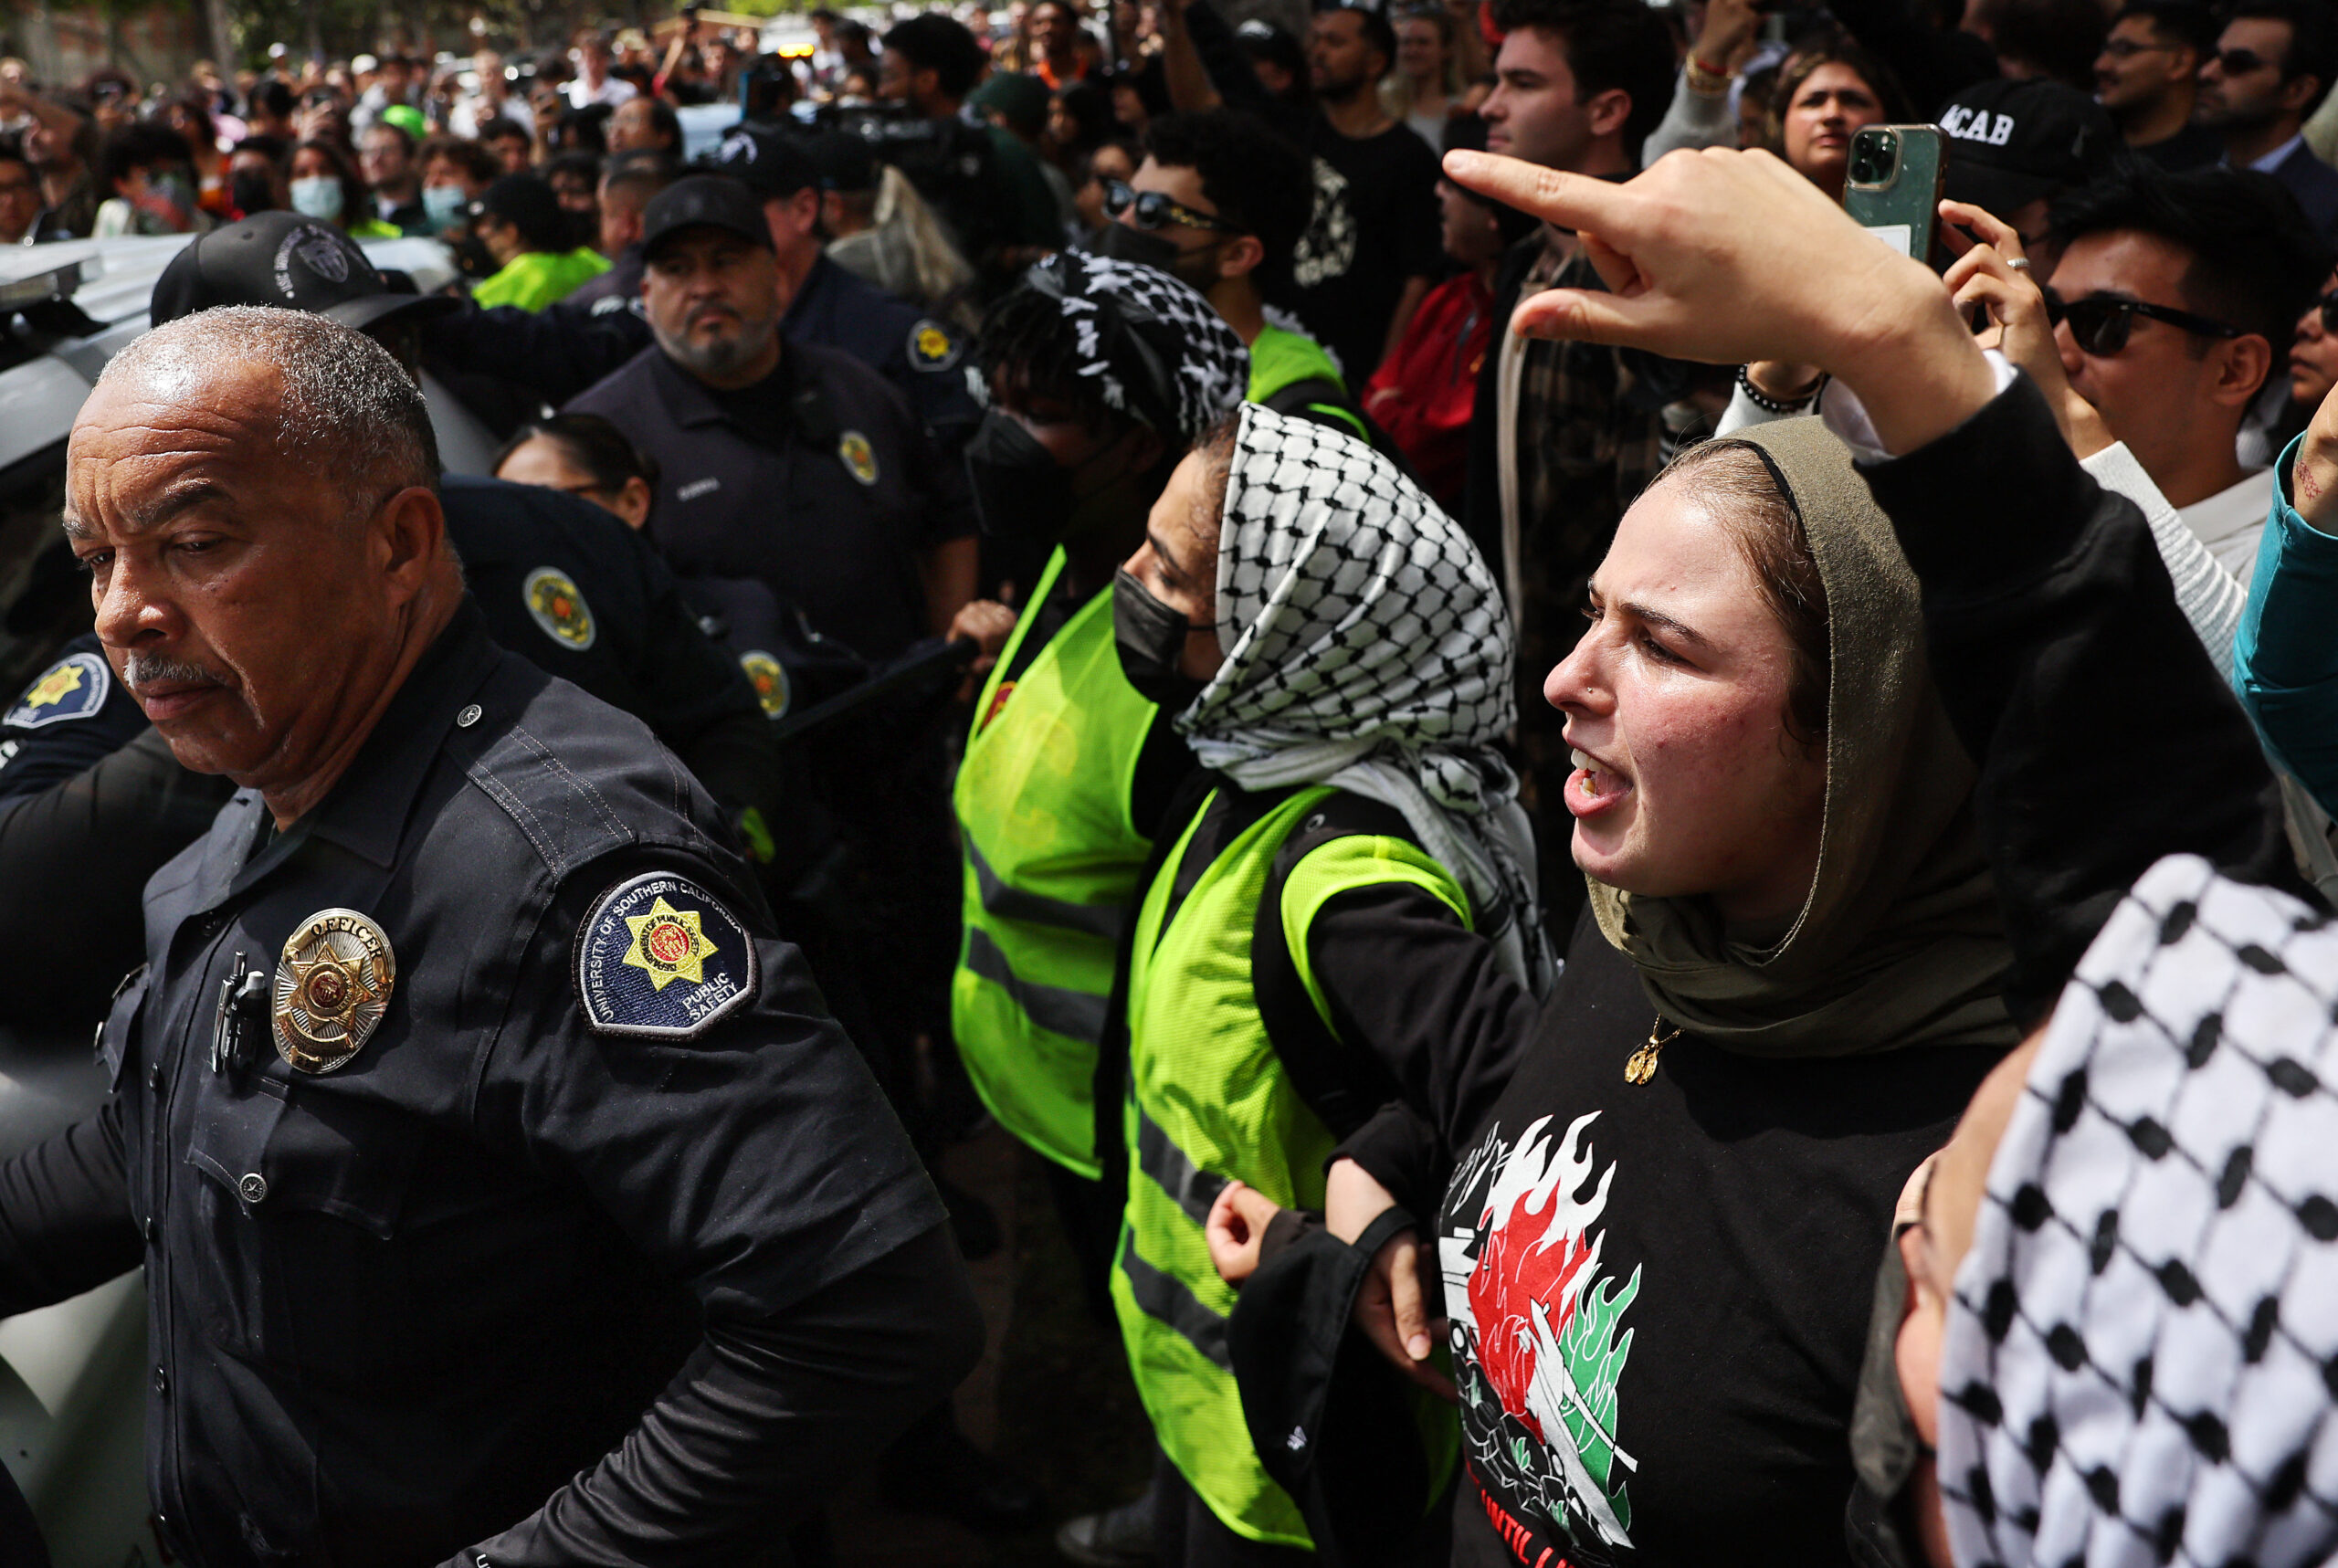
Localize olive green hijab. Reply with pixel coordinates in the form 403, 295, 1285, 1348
1585, 417, 2017, 1057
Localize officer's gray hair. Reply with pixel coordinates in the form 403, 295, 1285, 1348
98, 306, 442, 519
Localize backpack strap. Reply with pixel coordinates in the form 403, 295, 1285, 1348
1252, 792, 1423, 1142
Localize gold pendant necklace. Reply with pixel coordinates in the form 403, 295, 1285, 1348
1625, 1017, 1679, 1085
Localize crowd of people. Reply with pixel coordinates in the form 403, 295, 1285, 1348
3, 0, 2338, 1565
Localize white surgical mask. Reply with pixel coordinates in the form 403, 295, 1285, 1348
422, 183, 468, 231
290, 174, 343, 223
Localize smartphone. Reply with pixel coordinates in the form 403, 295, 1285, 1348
1841, 125, 1947, 267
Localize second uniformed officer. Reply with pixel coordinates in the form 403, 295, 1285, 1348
0, 307, 981, 1566
0, 212, 790, 1036
566, 174, 978, 663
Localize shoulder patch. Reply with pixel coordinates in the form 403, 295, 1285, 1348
575, 871, 759, 1039
524, 567, 597, 651
837, 429, 879, 486
739, 650, 791, 718
909, 318, 962, 373
5, 651, 111, 730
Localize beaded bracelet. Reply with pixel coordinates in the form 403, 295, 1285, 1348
1735, 363, 1829, 415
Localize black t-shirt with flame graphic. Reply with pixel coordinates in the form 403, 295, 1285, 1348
1425, 916, 2001, 1567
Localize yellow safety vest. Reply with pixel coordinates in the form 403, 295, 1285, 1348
1112, 784, 1467, 1547
951, 548, 1162, 1178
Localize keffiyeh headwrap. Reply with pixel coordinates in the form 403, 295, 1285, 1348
1018, 252, 1248, 444
1178, 404, 1553, 994
1940, 854, 2338, 1568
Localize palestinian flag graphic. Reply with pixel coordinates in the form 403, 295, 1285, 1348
1443, 1114, 1639, 1566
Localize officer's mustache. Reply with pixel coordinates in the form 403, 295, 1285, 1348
121, 651, 230, 694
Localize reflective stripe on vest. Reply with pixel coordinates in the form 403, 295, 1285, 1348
1136, 1100, 1224, 1226
967, 833, 1129, 942
950, 547, 1160, 1178
1111, 786, 1341, 1550
960, 926, 1109, 1047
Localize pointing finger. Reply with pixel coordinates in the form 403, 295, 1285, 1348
1444, 149, 1631, 236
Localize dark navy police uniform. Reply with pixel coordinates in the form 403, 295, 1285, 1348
0, 602, 977, 1566
567, 339, 975, 666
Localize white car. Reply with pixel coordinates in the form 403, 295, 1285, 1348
0, 228, 503, 1568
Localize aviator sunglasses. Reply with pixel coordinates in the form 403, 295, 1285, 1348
1101, 178, 1244, 235
2044, 289, 2244, 355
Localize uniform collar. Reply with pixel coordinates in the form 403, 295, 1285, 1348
241, 597, 500, 882
647, 335, 805, 433
780, 251, 838, 331
647, 337, 803, 430
176, 600, 498, 914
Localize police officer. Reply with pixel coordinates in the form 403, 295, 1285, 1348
565, 173, 976, 668
568, 174, 1021, 1525
0, 307, 981, 1567
706, 125, 979, 453
0, 213, 788, 1031
419, 135, 979, 454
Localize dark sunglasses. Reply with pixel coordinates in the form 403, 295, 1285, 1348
1101, 178, 1242, 236
2044, 289, 2244, 355
2208, 47, 2277, 73
2316, 290, 2338, 332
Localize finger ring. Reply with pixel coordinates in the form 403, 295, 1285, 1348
2006, 258, 2032, 272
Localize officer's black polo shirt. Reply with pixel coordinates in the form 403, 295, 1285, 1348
90, 602, 940, 1565
566, 339, 976, 665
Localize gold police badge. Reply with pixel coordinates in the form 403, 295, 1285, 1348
620, 896, 717, 991
272, 908, 396, 1073
24, 661, 87, 709
910, 319, 961, 371
739, 650, 791, 718
837, 430, 879, 487
523, 567, 597, 650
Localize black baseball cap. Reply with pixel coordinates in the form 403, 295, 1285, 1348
150, 211, 458, 331
705, 123, 817, 200
468, 173, 569, 252
640, 174, 776, 258
804, 130, 878, 195
1937, 78, 2118, 216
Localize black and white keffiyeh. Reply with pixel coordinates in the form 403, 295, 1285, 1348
1180, 404, 1553, 994
1020, 252, 1248, 445
1940, 854, 2338, 1568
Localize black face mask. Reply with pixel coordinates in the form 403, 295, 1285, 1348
964, 409, 1075, 544
452, 234, 497, 279
229, 170, 278, 216
965, 408, 1176, 549
1086, 223, 1219, 295
1845, 1242, 1935, 1568
1112, 566, 1211, 713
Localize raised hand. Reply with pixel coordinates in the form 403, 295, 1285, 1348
1940, 198, 2110, 458
1442, 145, 2000, 454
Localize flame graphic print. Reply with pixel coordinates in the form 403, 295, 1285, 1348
1442, 1114, 1639, 1562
